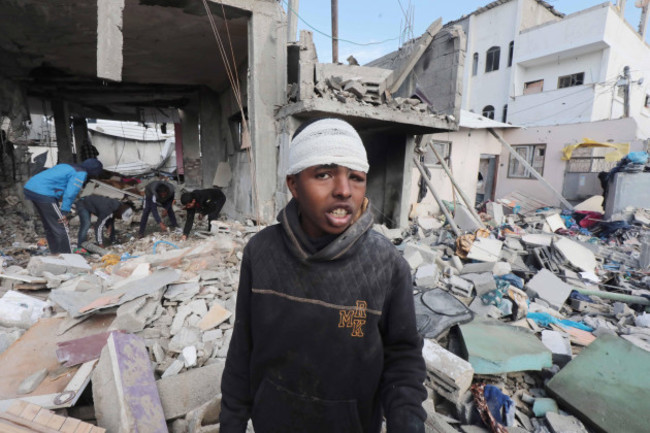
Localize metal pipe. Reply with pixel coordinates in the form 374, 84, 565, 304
413, 157, 460, 236
331, 0, 338, 63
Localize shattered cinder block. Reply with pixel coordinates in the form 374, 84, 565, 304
422, 339, 474, 404
525, 269, 573, 311
415, 264, 440, 288
27, 254, 91, 277
156, 360, 225, 420
445, 275, 474, 298
92, 332, 168, 433
459, 273, 495, 296
404, 243, 440, 265
467, 238, 502, 262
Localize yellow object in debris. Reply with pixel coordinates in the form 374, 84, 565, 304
561, 139, 630, 162
100, 254, 120, 267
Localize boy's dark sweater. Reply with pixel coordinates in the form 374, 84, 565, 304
221, 199, 427, 433
182, 188, 226, 236
77, 195, 120, 221
145, 180, 174, 204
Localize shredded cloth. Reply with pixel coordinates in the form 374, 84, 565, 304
471, 383, 508, 433
287, 118, 369, 175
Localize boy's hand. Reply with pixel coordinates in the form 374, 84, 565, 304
159, 222, 168, 231
58, 215, 68, 225
181, 235, 187, 241
161, 209, 168, 217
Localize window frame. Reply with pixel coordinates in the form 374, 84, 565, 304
482, 105, 495, 120
508, 144, 546, 178
502, 104, 508, 123
524, 79, 544, 95
472, 53, 479, 76
422, 140, 452, 169
557, 72, 585, 89
485, 46, 500, 73
566, 147, 618, 173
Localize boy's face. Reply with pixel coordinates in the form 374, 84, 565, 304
286, 164, 367, 238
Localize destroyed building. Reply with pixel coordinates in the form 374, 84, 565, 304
2, 1, 650, 433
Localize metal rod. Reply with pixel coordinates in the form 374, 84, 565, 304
488, 128, 574, 210
428, 142, 485, 229
331, 0, 338, 63
574, 288, 650, 306
413, 157, 460, 236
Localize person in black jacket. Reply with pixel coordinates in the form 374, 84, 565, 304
179, 188, 226, 240
137, 180, 178, 238
221, 118, 427, 433
76, 195, 134, 247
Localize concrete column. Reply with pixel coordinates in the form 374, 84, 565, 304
174, 123, 184, 176
97, 0, 124, 81
200, 88, 225, 187
72, 117, 88, 155
52, 99, 73, 164
180, 101, 201, 188
248, 2, 287, 222
396, 136, 415, 228
287, 0, 300, 42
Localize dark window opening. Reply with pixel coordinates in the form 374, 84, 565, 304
502, 104, 508, 123
558, 72, 584, 89
508, 41, 514, 67
472, 53, 479, 76
482, 105, 495, 119
485, 46, 500, 72
508, 144, 546, 178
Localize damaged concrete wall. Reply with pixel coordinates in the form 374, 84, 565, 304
396, 25, 465, 121
0, 76, 30, 134
410, 129, 502, 216
496, 117, 644, 206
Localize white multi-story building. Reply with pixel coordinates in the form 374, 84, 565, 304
380, 0, 650, 212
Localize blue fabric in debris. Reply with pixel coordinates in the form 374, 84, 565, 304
627, 151, 649, 165
484, 385, 515, 427
569, 290, 593, 302
480, 279, 509, 307
527, 312, 593, 332
496, 273, 524, 289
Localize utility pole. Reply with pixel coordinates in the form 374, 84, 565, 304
623, 66, 631, 117
640, 3, 650, 38
331, 0, 338, 63
287, 0, 299, 42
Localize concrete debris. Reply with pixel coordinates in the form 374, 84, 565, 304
4, 185, 650, 433
16, 367, 48, 395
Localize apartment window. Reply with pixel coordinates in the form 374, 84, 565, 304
482, 105, 495, 120
423, 141, 451, 168
558, 72, 584, 89
508, 144, 546, 178
485, 46, 500, 72
472, 53, 479, 76
502, 104, 508, 123
524, 79, 544, 95
567, 147, 618, 173
508, 41, 514, 67
645, 94, 650, 108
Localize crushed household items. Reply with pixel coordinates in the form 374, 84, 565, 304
3, 170, 650, 432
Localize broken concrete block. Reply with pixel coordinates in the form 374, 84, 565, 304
169, 327, 201, 353
111, 296, 163, 333
547, 334, 650, 433
404, 243, 439, 266
467, 238, 502, 262
532, 398, 558, 417
27, 254, 91, 277
0, 328, 23, 355
460, 273, 495, 296
182, 346, 197, 368
0, 290, 47, 329
162, 358, 185, 379
521, 233, 553, 247
164, 282, 200, 302
418, 216, 443, 231
459, 318, 552, 374
545, 412, 589, 433
445, 275, 474, 298
553, 237, 597, 273
525, 269, 573, 311
422, 339, 473, 404
186, 394, 221, 433
454, 206, 482, 232
541, 330, 572, 366
545, 214, 566, 232
198, 303, 232, 331
486, 202, 505, 225
156, 360, 225, 420
415, 264, 440, 288
17, 367, 48, 395
92, 332, 168, 433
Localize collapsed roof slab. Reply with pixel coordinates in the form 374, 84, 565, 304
277, 98, 457, 135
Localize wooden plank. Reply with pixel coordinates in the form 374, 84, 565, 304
31, 410, 53, 427
0, 419, 34, 433
59, 418, 80, 433
72, 422, 92, 433
4, 403, 26, 417
44, 415, 65, 430
0, 413, 61, 433
88, 427, 106, 433
18, 405, 40, 422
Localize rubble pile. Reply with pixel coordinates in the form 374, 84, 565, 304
1, 191, 650, 432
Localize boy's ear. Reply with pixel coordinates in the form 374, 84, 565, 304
286, 174, 299, 199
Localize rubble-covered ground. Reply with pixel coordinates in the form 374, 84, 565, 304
1, 181, 650, 433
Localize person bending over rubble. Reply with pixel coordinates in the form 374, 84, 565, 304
179, 188, 226, 240
137, 180, 178, 238
23, 158, 103, 254
76, 195, 134, 248
221, 118, 427, 433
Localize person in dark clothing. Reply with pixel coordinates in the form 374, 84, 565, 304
221, 118, 427, 433
138, 180, 178, 237
76, 195, 134, 247
78, 137, 99, 162
0, 130, 15, 182
180, 188, 226, 240
24, 158, 103, 254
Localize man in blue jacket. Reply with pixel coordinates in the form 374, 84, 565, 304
24, 158, 103, 254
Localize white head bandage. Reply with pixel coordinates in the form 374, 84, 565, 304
286, 118, 369, 175
121, 207, 133, 222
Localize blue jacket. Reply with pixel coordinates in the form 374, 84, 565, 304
24, 164, 87, 213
